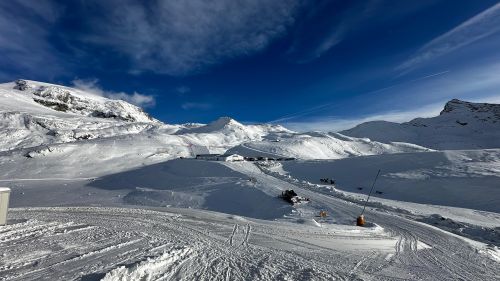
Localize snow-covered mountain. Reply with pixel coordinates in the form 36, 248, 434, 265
3, 81, 500, 280
4, 80, 155, 122
178, 116, 291, 136
0, 80, 165, 151
227, 131, 431, 159
176, 117, 295, 153
0, 79, 430, 163
341, 99, 500, 150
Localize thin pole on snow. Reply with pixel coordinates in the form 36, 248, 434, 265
360, 169, 381, 216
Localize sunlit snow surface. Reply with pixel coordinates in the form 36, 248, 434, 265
1, 80, 500, 280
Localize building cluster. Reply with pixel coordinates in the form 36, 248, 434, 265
194, 154, 296, 162
195, 154, 245, 162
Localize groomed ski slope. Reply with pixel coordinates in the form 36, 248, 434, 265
1, 80, 500, 280
2, 161, 500, 280
277, 149, 500, 213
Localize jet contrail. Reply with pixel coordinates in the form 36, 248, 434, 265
268, 70, 451, 124
398, 2, 500, 73
408, 70, 450, 82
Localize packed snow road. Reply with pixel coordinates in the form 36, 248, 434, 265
2, 207, 396, 281
224, 162, 500, 280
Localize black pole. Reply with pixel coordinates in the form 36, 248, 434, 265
361, 169, 381, 216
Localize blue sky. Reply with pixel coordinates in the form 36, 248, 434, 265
1, 0, 500, 131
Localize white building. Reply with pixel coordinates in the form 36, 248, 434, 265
195, 154, 244, 162
217, 154, 244, 162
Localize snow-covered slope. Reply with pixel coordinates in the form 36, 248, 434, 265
0, 79, 439, 161
341, 99, 500, 150
2, 80, 155, 122
176, 117, 293, 153
228, 131, 432, 159
276, 149, 500, 213
2, 81, 500, 280
0, 80, 166, 151
0, 81, 295, 155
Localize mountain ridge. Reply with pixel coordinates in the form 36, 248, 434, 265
341, 99, 500, 149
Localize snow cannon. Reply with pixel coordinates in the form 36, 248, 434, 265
356, 169, 381, 227
356, 215, 365, 227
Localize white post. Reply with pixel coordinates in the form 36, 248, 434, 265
0, 187, 11, 226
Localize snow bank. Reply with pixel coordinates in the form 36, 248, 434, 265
101, 247, 194, 281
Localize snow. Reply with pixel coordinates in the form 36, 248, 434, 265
101, 247, 194, 281
1, 80, 500, 280
228, 131, 433, 159
1, 80, 155, 123
276, 149, 500, 213
341, 99, 500, 150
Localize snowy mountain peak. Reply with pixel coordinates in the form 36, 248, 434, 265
341, 99, 500, 149
440, 99, 500, 119
5, 79, 155, 123
177, 117, 245, 134
208, 117, 243, 129
441, 99, 467, 115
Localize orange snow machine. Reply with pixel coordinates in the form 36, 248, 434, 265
356, 215, 365, 226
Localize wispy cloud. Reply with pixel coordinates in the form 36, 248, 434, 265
283, 103, 444, 132
72, 79, 155, 108
269, 70, 451, 124
277, 62, 500, 132
284, 94, 500, 132
0, 1, 65, 80
397, 2, 500, 73
286, 0, 437, 63
181, 102, 212, 110
176, 86, 191, 95
80, 0, 300, 76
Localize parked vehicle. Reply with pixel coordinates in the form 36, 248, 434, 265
280, 189, 310, 205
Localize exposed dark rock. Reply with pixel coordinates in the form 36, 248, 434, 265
14, 79, 30, 91
33, 98, 69, 112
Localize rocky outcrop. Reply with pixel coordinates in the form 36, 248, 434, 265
13, 80, 154, 123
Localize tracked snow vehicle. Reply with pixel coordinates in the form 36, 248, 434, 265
280, 189, 309, 205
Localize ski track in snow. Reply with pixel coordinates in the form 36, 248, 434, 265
1, 81, 500, 280
1, 160, 499, 280
0, 207, 367, 280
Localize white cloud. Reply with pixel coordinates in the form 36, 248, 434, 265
81, 0, 300, 76
0, 1, 64, 79
278, 62, 500, 132
282, 103, 443, 132
181, 102, 212, 110
397, 2, 500, 72
72, 79, 155, 108
284, 94, 500, 132
176, 86, 191, 95
286, 0, 436, 63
